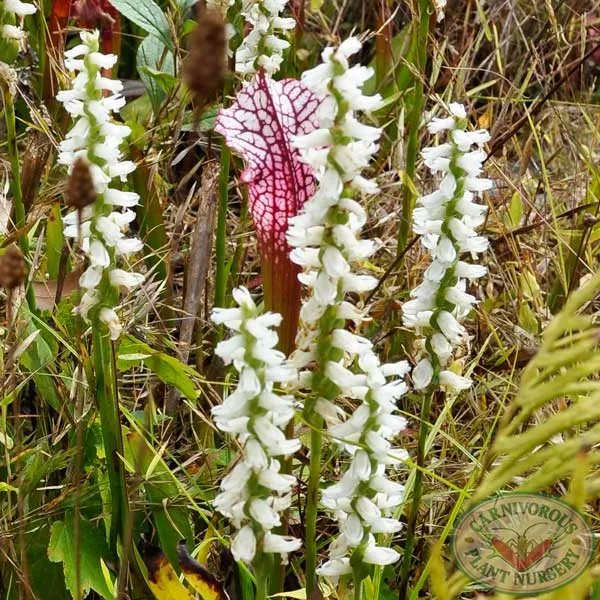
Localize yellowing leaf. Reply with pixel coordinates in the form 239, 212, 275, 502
177, 541, 229, 600
270, 589, 307, 599
142, 543, 196, 600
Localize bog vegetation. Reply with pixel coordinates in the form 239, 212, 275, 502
0, 0, 600, 599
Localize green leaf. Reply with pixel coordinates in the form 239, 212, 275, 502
48, 515, 114, 600
139, 66, 178, 95
46, 202, 67, 279
181, 105, 221, 133
25, 525, 69, 600
506, 191, 523, 227
116, 336, 199, 401
125, 433, 195, 570
137, 34, 175, 110
107, 0, 172, 48
18, 305, 62, 412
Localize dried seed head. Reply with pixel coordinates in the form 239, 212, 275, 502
0, 244, 26, 290
66, 158, 97, 210
184, 7, 227, 116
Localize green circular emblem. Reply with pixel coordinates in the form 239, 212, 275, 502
451, 493, 595, 595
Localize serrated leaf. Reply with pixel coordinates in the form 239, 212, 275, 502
116, 336, 199, 400
215, 71, 320, 352
48, 515, 113, 600
108, 0, 172, 48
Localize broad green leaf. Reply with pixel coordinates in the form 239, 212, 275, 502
24, 525, 69, 600
137, 34, 175, 110
139, 66, 178, 96
117, 336, 199, 401
48, 515, 113, 600
107, 0, 172, 48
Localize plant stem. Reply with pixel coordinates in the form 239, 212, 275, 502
398, 389, 433, 598
92, 325, 129, 556
255, 552, 272, 600
2, 82, 38, 314
353, 574, 362, 600
1, 86, 28, 255
397, 0, 430, 255
214, 146, 231, 327
304, 407, 323, 597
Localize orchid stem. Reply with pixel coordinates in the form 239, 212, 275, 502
92, 324, 129, 556
399, 389, 433, 597
255, 552, 271, 600
304, 407, 323, 597
353, 573, 362, 600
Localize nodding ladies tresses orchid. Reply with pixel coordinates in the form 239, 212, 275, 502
211, 287, 302, 567
402, 103, 491, 391
235, 0, 296, 76
57, 30, 144, 340
1, 0, 37, 42
288, 37, 409, 584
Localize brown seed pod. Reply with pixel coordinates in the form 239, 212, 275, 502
0, 244, 26, 290
66, 158, 97, 210
184, 7, 227, 121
